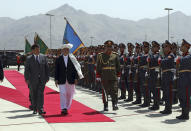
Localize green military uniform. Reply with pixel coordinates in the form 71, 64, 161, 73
96, 51, 120, 110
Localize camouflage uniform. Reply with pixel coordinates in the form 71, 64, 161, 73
96, 40, 120, 111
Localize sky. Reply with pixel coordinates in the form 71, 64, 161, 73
0, 0, 191, 21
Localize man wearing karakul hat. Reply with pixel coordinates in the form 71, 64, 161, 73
55, 43, 84, 115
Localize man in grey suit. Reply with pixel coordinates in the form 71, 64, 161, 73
24, 44, 49, 115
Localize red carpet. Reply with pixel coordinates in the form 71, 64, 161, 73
4, 70, 114, 123
0, 86, 29, 108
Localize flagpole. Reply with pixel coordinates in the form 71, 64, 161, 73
64, 17, 85, 47
24, 37, 27, 53
34, 32, 37, 45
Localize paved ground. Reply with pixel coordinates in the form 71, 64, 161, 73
0, 66, 191, 131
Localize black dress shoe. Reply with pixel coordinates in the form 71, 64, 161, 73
38, 109, 46, 115
176, 114, 189, 120
61, 109, 68, 115
149, 105, 159, 110
160, 110, 172, 114
33, 109, 37, 114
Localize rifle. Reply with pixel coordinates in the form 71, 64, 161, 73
145, 54, 150, 87
134, 55, 140, 83
128, 54, 134, 82
174, 56, 180, 91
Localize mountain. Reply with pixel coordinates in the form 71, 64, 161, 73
0, 4, 191, 50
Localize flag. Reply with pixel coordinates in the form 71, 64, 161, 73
25, 38, 32, 54
34, 33, 49, 54
63, 20, 84, 54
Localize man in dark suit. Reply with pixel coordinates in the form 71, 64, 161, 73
0, 59, 4, 82
55, 43, 80, 115
24, 44, 49, 115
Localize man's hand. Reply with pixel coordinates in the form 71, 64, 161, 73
75, 79, 78, 85
25, 80, 29, 85
55, 80, 58, 87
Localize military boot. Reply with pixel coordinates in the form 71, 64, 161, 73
160, 106, 172, 114
124, 92, 133, 102
112, 101, 119, 111
132, 94, 141, 104
140, 99, 150, 107
176, 108, 189, 120
118, 96, 126, 100
149, 101, 159, 110
104, 103, 108, 111
149, 99, 160, 110
149, 105, 159, 110
173, 92, 178, 105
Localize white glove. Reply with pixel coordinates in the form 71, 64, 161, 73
145, 72, 148, 77
118, 77, 120, 82
96, 78, 101, 82
122, 69, 124, 74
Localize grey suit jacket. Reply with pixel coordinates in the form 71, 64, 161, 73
24, 54, 49, 85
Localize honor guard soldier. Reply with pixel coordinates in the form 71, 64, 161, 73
176, 39, 191, 120
172, 42, 179, 104
124, 43, 135, 102
96, 40, 121, 111
132, 43, 142, 104
139, 41, 151, 107
87, 47, 96, 90
118, 43, 127, 100
159, 40, 175, 114
0, 59, 4, 82
148, 41, 161, 110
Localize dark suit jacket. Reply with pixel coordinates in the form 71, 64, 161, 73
0, 60, 4, 80
24, 54, 49, 85
55, 55, 78, 84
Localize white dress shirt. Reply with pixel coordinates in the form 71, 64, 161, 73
63, 55, 68, 67
34, 55, 39, 62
